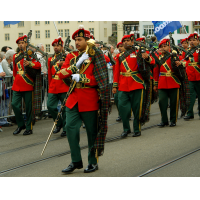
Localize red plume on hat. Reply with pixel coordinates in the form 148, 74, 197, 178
16, 34, 28, 44
90, 33, 95, 40
188, 31, 199, 40
136, 36, 145, 43
72, 25, 91, 40
159, 38, 170, 48
52, 36, 64, 46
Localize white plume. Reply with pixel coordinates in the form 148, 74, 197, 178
78, 25, 84, 29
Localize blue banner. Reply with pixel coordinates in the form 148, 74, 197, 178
152, 21, 182, 41
4, 21, 21, 26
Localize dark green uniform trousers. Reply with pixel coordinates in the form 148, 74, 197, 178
118, 89, 143, 133
187, 81, 200, 117
12, 91, 33, 130
65, 104, 98, 164
47, 93, 67, 131
114, 89, 121, 117
158, 88, 179, 123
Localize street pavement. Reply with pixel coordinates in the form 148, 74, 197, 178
0, 102, 200, 177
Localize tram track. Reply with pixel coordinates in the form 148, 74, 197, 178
0, 109, 198, 176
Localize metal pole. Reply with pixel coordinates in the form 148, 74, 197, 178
53, 21, 60, 37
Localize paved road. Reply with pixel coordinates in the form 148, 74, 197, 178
0, 102, 200, 177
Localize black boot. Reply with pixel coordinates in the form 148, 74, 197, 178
132, 132, 141, 137
53, 126, 62, 134
13, 125, 26, 135
121, 130, 131, 138
116, 116, 121, 122
23, 130, 33, 135
84, 164, 98, 173
183, 116, 194, 121
60, 131, 66, 137
169, 122, 176, 127
62, 161, 83, 174
157, 122, 169, 128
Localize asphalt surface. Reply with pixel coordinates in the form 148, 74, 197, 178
0, 101, 200, 177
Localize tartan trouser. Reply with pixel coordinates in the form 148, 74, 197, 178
187, 81, 200, 117
118, 89, 143, 133
12, 91, 33, 130
65, 103, 98, 164
158, 88, 179, 124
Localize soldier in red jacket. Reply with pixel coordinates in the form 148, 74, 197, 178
183, 32, 200, 120
12, 35, 41, 135
153, 38, 182, 127
58, 25, 109, 174
47, 37, 69, 137
180, 38, 189, 58
112, 33, 153, 138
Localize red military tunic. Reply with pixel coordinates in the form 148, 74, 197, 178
153, 54, 181, 89
184, 49, 200, 81
113, 51, 154, 92
48, 55, 69, 94
58, 51, 99, 112
12, 52, 41, 92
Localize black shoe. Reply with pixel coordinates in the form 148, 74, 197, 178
82, 124, 86, 128
132, 132, 141, 137
62, 161, 83, 174
61, 131, 66, 137
23, 130, 33, 135
184, 116, 194, 120
84, 164, 98, 173
13, 125, 26, 135
157, 122, 169, 127
53, 126, 62, 134
169, 122, 176, 127
116, 116, 121, 122
121, 130, 131, 138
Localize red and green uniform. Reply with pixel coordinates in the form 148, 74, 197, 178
184, 49, 200, 117
58, 51, 99, 164
11, 52, 41, 130
47, 54, 69, 131
153, 54, 181, 124
113, 51, 153, 133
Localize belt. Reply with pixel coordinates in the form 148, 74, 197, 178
120, 71, 138, 77
160, 71, 174, 77
75, 82, 96, 89
52, 75, 60, 80
17, 71, 25, 75
188, 62, 199, 67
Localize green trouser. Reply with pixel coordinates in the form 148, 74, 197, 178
118, 89, 143, 133
158, 88, 179, 123
114, 90, 121, 117
12, 91, 33, 130
187, 81, 200, 117
47, 93, 67, 131
65, 104, 98, 164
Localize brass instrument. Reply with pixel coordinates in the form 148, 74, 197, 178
86, 39, 96, 56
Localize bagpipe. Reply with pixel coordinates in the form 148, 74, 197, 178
64, 36, 75, 53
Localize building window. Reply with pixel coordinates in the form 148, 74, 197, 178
46, 44, 50, 53
36, 30, 40, 39
18, 21, 24, 27
112, 24, 117, 36
65, 29, 70, 37
104, 28, 107, 37
195, 28, 200, 34
89, 21, 94, 22
143, 25, 154, 37
5, 34, 10, 41
35, 21, 40, 25
64, 21, 69, 23
58, 29, 63, 37
177, 25, 189, 34
4, 24, 10, 28
58, 21, 63, 24
194, 21, 200, 26
45, 30, 50, 38
45, 21, 50, 24
18, 33, 23, 37
78, 21, 83, 23
89, 28, 94, 35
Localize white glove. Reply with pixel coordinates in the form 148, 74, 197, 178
76, 52, 89, 69
71, 74, 80, 82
